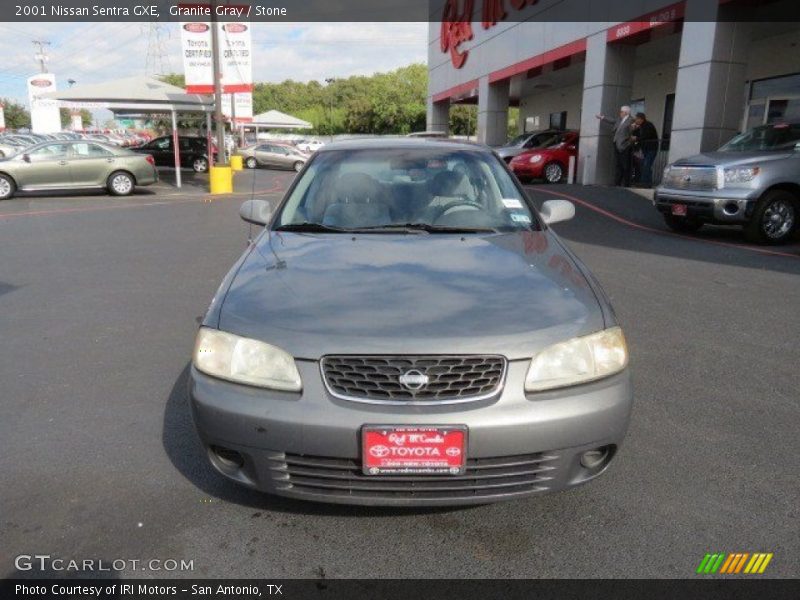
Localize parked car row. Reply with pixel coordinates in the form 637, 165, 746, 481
132, 136, 217, 173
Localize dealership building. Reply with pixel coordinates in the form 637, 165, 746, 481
427, 0, 800, 184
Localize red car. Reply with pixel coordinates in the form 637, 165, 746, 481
509, 130, 578, 183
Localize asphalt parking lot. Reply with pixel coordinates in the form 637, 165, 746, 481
1, 168, 798, 579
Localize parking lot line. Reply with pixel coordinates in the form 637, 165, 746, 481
538, 188, 800, 260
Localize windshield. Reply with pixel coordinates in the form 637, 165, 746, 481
275, 147, 538, 233
507, 133, 530, 146
719, 123, 800, 152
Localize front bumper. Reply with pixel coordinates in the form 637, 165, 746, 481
510, 161, 545, 179
189, 360, 633, 506
654, 188, 758, 223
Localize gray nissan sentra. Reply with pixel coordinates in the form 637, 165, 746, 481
190, 138, 632, 506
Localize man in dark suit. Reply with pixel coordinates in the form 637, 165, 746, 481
631, 112, 660, 188
596, 106, 633, 187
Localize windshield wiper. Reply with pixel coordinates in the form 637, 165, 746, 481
274, 222, 350, 233
350, 223, 499, 234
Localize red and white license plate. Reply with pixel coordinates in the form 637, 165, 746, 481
671, 203, 688, 216
362, 426, 467, 475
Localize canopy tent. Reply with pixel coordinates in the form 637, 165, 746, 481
250, 110, 313, 130
41, 76, 215, 188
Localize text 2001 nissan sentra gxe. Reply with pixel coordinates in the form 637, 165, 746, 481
190, 139, 632, 506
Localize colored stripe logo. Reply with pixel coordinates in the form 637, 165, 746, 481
696, 553, 773, 574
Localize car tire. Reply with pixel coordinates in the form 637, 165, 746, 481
0, 173, 16, 200
107, 171, 135, 196
543, 162, 564, 183
293, 161, 304, 172
193, 157, 209, 173
744, 190, 798, 245
245, 157, 258, 169
663, 213, 703, 233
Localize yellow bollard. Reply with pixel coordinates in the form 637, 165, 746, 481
230, 154, 243, 171
209, 166, 233, 195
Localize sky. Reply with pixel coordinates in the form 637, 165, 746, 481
0, 22, 428, 122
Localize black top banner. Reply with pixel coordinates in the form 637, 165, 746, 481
2, 0, 800, 22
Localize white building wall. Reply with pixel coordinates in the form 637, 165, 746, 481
518, 84, 584, 132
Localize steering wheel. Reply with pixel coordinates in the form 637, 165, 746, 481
435, 200, 483, 220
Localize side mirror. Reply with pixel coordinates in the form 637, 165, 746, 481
239, 199, 272, 226
540, 199, 575, 225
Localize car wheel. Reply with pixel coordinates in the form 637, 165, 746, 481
107, 171, 135, 196
293, 161, 304, 172
543, 162, 564, 183
245, 157, 257, 169
193, 157, 209, 173
744, 190, 797, 245
663, 213, 703, 233
0, 173, 16, 200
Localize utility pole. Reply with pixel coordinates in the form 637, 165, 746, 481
210, 0, 227, 165
32, 40, 51, 73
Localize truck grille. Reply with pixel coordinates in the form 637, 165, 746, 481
320, 355, 506, 404
662, 166, 718, 190
270, 452, 558, 501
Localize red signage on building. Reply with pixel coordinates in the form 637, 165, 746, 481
441, 0, 542, 68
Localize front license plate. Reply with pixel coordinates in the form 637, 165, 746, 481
671, 203, 688, 216
362, 426, 467, 476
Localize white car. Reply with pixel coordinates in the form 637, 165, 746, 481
297, 139, 325, 153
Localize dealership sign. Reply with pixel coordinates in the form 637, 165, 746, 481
221, 91, 253, 124
180, 10, 253, 94
441, 0, 541, 68
27, 73, 62, 134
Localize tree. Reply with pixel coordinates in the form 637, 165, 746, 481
159, 73, 186, 88
1, 99, 31, 130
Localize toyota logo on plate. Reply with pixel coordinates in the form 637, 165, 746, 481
398, 369, 429, 391
369, 445, 390, 458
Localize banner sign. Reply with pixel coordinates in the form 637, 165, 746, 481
27, 73, 61, 134
221, 91, 253, 123
0, 104, 5, 131
180, 9, 253, 94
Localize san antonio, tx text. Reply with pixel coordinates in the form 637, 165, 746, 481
15, 583, 281, 597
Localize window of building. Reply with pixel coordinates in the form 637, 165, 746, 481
750, 72, 800, 101
661, 94, 675, 151
549, 111, 567, 130
629, 98, 645, 117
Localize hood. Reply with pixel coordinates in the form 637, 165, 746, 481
216, 231, 605, 360
673, 151, 794, 167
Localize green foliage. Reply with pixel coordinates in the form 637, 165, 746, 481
2, 99, 31, 130
158, 65, 516, 138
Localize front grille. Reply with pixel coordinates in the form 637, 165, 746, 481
662, 166, 718, 190
321, 355, 506, 404
269, 452, 558, 500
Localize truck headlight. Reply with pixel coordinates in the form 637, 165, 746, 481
722, 166, 760, 185
529, 154, 543, 163
525, 327, 628, 392
193, 327, 302, 391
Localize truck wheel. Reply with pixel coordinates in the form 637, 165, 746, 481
663, 213, 703, 233
0, 173, 16, 200
744, 190, 797, 245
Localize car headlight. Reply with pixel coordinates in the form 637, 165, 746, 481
193, 327, 302, 391
525, 327, 628, 392
529, 154, 543, 163
722, 166, 759, 185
